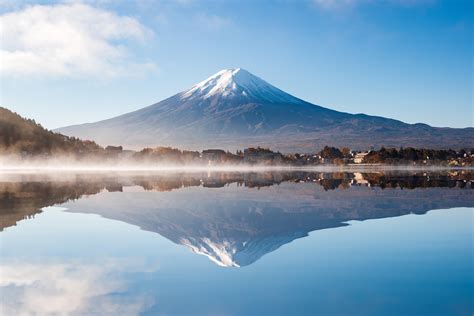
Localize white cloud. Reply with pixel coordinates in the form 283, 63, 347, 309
0, 3, 156, 78
0, 259, 158, 315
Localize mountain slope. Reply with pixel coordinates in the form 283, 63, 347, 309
0, 107, 102, 156
57, 68, 473, 151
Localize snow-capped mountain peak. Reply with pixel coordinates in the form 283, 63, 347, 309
180, 68, 301, 103
56, 67, 473, 151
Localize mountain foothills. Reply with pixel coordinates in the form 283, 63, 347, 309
57, 68, 473, 152
0, 107, 102, 156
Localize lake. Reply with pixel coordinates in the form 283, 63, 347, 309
0, 170, 472, 316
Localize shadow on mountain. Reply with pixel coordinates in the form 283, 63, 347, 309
1, 171, 472, 267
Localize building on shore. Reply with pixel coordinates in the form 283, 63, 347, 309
353, 152, 369, 164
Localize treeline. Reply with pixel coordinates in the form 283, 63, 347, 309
0, 107, 103, 157
289, 145, 473, 166
131, 145, 473, 166
133, 147, 202, 164
363, 147, 473, 165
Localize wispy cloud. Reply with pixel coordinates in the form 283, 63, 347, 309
0, 3, 156, 78
0, 259, 158, 315
313, 0, 359, 9
195, 12, 232, 31
313, 0, 435, 10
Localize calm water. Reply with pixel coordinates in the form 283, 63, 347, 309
0, 171, 473, 316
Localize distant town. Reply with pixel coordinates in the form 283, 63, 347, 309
98, 145, 474, 167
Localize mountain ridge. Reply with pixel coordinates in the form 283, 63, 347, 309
56, 68, 474, 152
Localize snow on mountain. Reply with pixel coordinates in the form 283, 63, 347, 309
179, 68, 301, 104
56, 68, 474, 151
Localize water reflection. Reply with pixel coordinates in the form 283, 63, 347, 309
1, 171, 472, 267
1, 256, 157, 315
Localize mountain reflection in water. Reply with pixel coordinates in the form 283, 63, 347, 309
1, 170, 472, 267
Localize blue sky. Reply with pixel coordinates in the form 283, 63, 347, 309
1, 0, 472, 129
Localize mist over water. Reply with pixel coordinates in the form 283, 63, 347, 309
2, 155, 472, 173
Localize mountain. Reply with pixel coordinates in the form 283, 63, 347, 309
0, 107, 102, 156
56, 68, 473, 152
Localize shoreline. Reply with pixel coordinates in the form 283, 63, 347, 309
0, 164, 472, 174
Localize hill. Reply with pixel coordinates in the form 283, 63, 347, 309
0, 107, 102, 156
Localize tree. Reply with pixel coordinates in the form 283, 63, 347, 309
341, 147, 351, 157
320, 146, 343, 159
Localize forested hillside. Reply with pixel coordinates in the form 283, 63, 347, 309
0, 107, 103, 156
